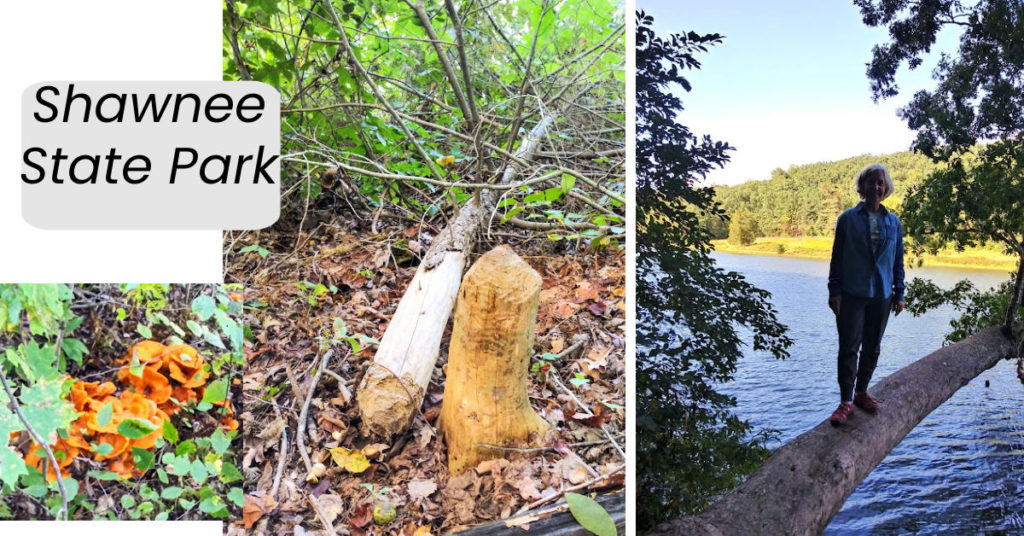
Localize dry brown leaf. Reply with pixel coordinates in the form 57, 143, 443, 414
362, 443, 390, 460
550, 337, 564, 353
514, 476, 542, 500
574, 281, 600, 302
348, 502, 374, 529
407, 479, 438, 502
318, 494, 346, 524
242, 493, 278, 529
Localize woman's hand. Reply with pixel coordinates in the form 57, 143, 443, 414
892, 300, 905, 316
829, 295, 841, 316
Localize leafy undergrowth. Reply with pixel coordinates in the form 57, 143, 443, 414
228, 206, 625, 535
0, 284, 242, 521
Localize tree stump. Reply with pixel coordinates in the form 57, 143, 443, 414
440, 245, 549, 474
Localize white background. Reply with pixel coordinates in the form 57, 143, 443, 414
1, 1, 223, 282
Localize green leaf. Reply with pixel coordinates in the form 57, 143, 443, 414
565, 493, 616, 536
94, 443, 114, 456
133, 447, 155, 471
228, 487, 244, 507
179, 498, 196, 510
202, 379, 228, 404
121, 495, 136, 509
155, 512, 169, 521
0, 404, 27, 489
97, 402, 113, 428
161, 486, 184, 500
19, 377, 76, 445
61, 338, 89, 367
176, 440, 197, 457
117, 418, 158, 439
561, 173, 576, 193
209, 428, 231, 455
88, 471, 121, 481
116, 308, 127, 321
24, 342, 59, 380
137, 501, 154, 516
136, 324, 153, 339
190, 458, 208, 484
157, 468, 169, 484
219, 462, 243, 484
199, 494, 229, 518
239, 244, 270, 258
192, 295, 217, 321
162, 419, 179, 444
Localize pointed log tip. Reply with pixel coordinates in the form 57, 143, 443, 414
464, 245, 541, 291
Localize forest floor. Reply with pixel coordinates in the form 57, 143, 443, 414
712, 237, 1017, 272
226, 193, 626, 535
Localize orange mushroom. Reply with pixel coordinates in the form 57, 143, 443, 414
93, 433, 129, 462
122, 367, 172, 405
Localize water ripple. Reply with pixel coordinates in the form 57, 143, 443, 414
709, 253, 1024, 535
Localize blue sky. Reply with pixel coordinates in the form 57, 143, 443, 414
640, 1, 962, 186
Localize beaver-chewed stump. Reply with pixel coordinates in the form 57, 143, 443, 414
440, 245, 550, 474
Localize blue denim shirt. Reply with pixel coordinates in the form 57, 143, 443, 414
828, 202, 905, 302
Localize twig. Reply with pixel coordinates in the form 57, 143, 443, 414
523, 464, 625, 510
406, 0, 474, 126
305, 492, 339, 536
271, 426, 288, 500
296, 348, 334, 474
547, 371, 626, 460
0, 370, 69, 520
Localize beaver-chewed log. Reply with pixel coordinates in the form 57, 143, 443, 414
356, 115, 555, 438
650, 325, 1020, 536
440, 245, 550, 474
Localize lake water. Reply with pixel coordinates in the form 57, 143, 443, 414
712, 252, 1024, 535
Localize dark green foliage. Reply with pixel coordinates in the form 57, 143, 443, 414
727, 210, 757, 246
711, 150, 940, 238
906, 277, 1020, 343
858, 0, 1024, 335
635, 11, 791, 531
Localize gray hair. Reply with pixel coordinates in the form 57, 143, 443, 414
855, 163, 894, 201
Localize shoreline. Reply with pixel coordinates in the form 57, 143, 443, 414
711, 238, 1017, 273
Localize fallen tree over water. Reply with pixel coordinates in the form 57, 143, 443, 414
649, 325, 1021, 536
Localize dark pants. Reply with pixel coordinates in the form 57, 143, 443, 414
836, 294, 891, 402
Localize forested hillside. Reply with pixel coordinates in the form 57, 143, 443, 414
710, 150, 944, 239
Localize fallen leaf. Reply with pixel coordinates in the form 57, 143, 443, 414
550, 337, 564, 354
348, 502, 373, 529
242, 493, 278, 529
412, 525, 431, 536
330, 446, 371, 473
514, 476, 542, 500
361, 443, 390, 460
317, 494, 345, 524
552, 439, 571, 455
407, 479, 438, 502
574, 281, 600, 302
587, 301, 607, 316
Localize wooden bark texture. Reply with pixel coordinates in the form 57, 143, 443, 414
441, 245, 549, 474
357, 115, 555, 438
649, 325, 1019, 536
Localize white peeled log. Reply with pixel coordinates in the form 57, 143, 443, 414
356, 115, 555, 438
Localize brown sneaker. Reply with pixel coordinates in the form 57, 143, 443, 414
854, 392, 881, 413
829, 403, 854, 426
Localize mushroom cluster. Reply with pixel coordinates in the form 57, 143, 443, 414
24, 340, 236, 481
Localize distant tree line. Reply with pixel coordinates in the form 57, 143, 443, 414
707, 150, 946, 240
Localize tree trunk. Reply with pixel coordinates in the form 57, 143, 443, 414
650, 325, 1019, 536
440, 245, 549, 474
1003, 251, 1024, 334
356, 115, 555, 438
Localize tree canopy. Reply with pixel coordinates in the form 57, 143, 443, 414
858, 0, 1024, 336
635, 10, 791, 530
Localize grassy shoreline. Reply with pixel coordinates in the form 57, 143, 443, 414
712, 237, 1017, 273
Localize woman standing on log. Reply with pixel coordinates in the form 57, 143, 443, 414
827, 163, 906, 426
